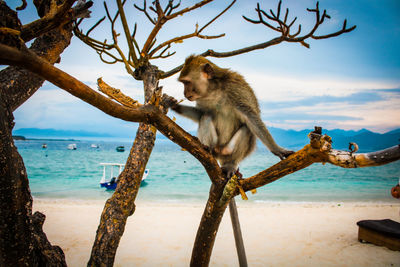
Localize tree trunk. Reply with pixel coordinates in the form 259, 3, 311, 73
191, 184, 229, 267
0, 1, 73, 265
0, 94, 67, 266
88, 65, 159, 266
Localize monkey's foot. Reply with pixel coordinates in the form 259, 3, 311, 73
221, 167, 242, 180
276, 149, 295, 160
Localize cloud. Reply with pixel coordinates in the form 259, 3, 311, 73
261, 91, 400, 133
243, 70, 400, 102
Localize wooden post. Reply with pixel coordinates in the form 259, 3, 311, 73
229, 198, 248, 267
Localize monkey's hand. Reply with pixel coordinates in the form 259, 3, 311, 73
161, 94, 179, 110
274, 148, 294, 160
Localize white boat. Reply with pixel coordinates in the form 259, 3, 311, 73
91, 144, 99, 148
99, 163, 149, 190
67, 144, 77, 150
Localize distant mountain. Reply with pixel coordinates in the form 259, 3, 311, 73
13, 128, 113, 138
14, 127, 400, 151
270, 127, 400, 151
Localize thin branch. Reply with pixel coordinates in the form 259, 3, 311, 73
20, 0, 78, 41
116, 0, 138, 65
142, 0, 219, 55
86, 16, 105, 36
19, 0, 93, 42
73, 0, 136, 76
198, 0, 235, 33
149, 30, 224, 59
134, 0, 156, 25
16, 0, 27, 11
162, 1, 356, 77
166, 0, 213, 20
149, 0, 235, 60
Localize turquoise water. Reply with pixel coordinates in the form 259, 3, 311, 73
15, 139, 400, 203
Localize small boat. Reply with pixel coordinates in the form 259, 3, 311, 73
42, 143, 47, 149
67, 144, 77, 150
99, 163, 149, 190
91, 144, 99, 148
116, 146, 125, 152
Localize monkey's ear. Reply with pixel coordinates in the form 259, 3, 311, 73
202, 63, 214, 79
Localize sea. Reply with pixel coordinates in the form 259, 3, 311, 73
15, 138, 400, 204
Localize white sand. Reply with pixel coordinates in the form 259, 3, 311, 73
33, 199, 400, 267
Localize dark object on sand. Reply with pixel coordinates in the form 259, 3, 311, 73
357, 219, 400, 251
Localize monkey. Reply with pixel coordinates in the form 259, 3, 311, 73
166, 55, 293, 178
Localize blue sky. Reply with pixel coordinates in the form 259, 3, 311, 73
8, 0, 400, 136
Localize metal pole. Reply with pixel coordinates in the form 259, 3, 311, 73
229, 198, 248, 267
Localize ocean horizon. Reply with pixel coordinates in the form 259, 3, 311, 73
15, 138, 400, 204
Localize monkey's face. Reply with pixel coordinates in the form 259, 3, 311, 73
178, 71, 209, 101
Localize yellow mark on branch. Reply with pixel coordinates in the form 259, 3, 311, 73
97, 78, 141, 108
0, 27, 21, 35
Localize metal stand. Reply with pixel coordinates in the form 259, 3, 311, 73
229, 198, 248, 267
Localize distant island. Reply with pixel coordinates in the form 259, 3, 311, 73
13, 127, 400, 151
12, 135, 78, 141
12, 135, 26, 140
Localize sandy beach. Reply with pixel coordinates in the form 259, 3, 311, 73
33, 199, 400, 267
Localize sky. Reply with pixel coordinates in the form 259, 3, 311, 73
7, 0, 400, 136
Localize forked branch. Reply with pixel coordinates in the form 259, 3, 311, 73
243, 0, 355, 48
73, 0, 136, 75
142, 0, 234, 57
161, 1, 356, 78
20, 0, 93, 41
148, 0, 235, 59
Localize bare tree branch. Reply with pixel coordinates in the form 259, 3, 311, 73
240, 129, 400, 193
73, 0, 137, 76
16, 0, 27, 11
20, 0, 93, 42
116, 0, 138, 65
149, 0, 235, 59
134, 0, 156, 25
161, 1, 356, 78
165, 0, 213, 20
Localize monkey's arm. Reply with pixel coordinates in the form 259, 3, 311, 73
238, 109, 293, 160
162, 94, 203, 122
174, 104, 204, 122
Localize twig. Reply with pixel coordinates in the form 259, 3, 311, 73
16, 0, 27, 11
149, 1, 235, 59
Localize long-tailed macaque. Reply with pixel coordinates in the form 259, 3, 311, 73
167, 55, 293, 177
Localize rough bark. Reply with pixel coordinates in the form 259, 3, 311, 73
0, 15, 73, 112
0, 90, 34, 266
0, 1, 75, 265
0, 87, 66, 267
88, 65, 159, 267
191, 184, 229, 267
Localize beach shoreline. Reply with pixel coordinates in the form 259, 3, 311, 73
33, 198, 400, 267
